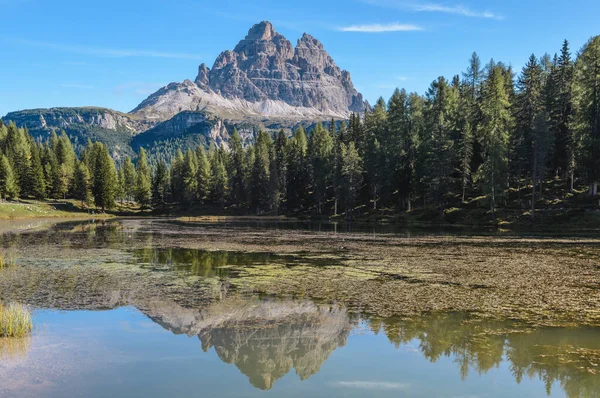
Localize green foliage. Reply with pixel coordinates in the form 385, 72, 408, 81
72, 160, 92, 205
0, 155, 19, 200
92, 143, 117, 211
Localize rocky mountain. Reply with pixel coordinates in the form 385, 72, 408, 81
2, 21, 367, 161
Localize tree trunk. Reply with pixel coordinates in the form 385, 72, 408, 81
334, 198, 338, 215
531, 162, 537, 221
373, 187, 377, 210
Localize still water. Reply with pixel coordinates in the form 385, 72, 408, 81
0, 219, 598, 397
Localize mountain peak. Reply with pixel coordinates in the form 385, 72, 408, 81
245, 21, 277, 41
140, 21, 367, 121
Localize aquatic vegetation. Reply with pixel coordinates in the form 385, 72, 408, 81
0, 302, 32, 338
0, 250, 15, 269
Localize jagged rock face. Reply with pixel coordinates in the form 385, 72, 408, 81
134, 21, 366, 123
202, 21, 365, 115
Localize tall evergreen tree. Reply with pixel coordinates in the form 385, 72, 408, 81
573, 36, 600, 196
0, 154, 19, 200
308, 123, 333, 214
151, 161, 169, 210
122, 157, 137, 202
135, 148, 152, 208
92, 143, 117, 211
479, 65, 513, 217
228, 128, 245, 206
196, 145, 212, 204
340, 142, 363, 218
251, 131, 273, 213
72, 160, 92, 206
422, 77, 458, 213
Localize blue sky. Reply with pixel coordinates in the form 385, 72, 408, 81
1, 0, 599, 116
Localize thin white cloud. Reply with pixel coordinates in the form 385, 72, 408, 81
332, 381, 410, 390
8, 39, 202, 60
414, 3, 501, 19
396, 76, 408, 81
361, 1, 503, 20
338, 23, 423, 33
61, 84, 96, 90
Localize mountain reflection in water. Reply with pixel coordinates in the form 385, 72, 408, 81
127, 297, 600, 396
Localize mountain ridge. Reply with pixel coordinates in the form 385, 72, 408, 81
2, 21, 367, 160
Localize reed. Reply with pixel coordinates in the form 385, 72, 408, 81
0, 251, 15, 269
0, 302, 32, 338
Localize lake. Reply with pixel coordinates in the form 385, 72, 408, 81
0, 218, 599, 397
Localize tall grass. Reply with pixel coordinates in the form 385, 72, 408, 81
0, 302, 32, 338
0, 251, 15, 269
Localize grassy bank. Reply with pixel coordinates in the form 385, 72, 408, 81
0, 199, 115, 220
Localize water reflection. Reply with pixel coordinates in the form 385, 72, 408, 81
0, 336, 31, 360
131, 248, 285, 278
133, 297, 600, 396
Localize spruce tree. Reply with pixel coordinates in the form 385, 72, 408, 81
152, 161, 168, 210
181, 149, 198, 204
308, 123, 333, 214
251, 131, 273, 213
0, 154, 19, 200
340, 142, 363, 218
72, 161, 92, 206
210, 149, 228, 208
196, 145, 211, 204
92, 143, 117, 211
228, 128, 245, 206
422, 77, 458, 214
122, 157, 137, 202
573, 36, 600, 196
135, 148, 152, 207
28, 143, 46, 200
479, 65, 512, 217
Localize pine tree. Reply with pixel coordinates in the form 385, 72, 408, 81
573, 36, 600, 196
340, 142, 363, 218
251, 131, 273, 213
196, 145, 211, 204
92, 143, 117, 211
135, 148, 152, 207
0, 154, 19, 200
274, 130, 289, 211
122, 157, 137, 202
458, 122, 474, 202
364, 98, 387, 210
479, 65, 513, 217
551, 40, 575, 182
308, 123, 333, 214
3, 123, 31, 194
152, 161, 168, 210
116, 168, 126, 203
72, 161, 92, 206
181, 149, 198, 204
286, 127, 310, 212
228, 128, 245, 206
422, 77, 458, 213
28, 143, 46, 200
170, 150, 185, 203
210, 148, 228, 208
